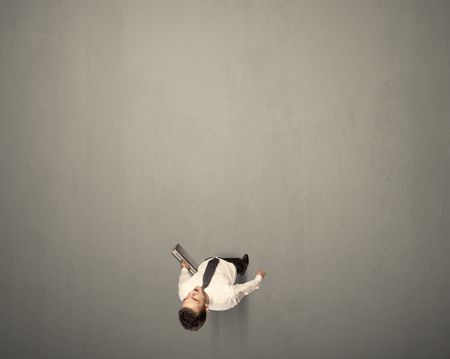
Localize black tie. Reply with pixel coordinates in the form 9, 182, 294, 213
202, 257, 219, 289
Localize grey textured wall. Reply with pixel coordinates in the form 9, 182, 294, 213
1, 1, 449, 358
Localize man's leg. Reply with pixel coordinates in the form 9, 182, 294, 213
220, 257, 248, 275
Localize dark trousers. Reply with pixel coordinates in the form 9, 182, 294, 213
205, 257, 247, 275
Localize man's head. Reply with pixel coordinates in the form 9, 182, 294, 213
178, 286, 209, 331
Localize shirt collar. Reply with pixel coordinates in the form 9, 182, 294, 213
204, 287, 213, 306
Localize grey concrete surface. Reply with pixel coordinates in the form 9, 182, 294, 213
1, 1, 449, 358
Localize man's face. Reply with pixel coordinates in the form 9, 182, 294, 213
182, 286, 209, 314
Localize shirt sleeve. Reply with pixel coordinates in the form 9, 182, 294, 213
232, 274, 263, 305
178, 268, 191, 301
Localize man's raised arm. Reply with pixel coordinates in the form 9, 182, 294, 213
232, 269, 266, 305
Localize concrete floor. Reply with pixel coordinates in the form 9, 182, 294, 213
1, 1, 449, 358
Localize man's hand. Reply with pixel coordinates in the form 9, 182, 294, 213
256, 269, 266, 278
181, 260, 190, 270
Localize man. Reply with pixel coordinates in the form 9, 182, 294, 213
178, 254, 266, 331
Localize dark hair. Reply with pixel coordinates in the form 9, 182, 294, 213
178, 307, 207, 331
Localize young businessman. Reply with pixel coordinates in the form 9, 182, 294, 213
178, 254, 266, 331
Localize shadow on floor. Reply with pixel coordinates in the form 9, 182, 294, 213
209, 273, 249, 348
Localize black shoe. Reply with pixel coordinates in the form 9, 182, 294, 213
239, 254, 249, 276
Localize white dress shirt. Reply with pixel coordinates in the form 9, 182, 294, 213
178, 256, 263, 311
